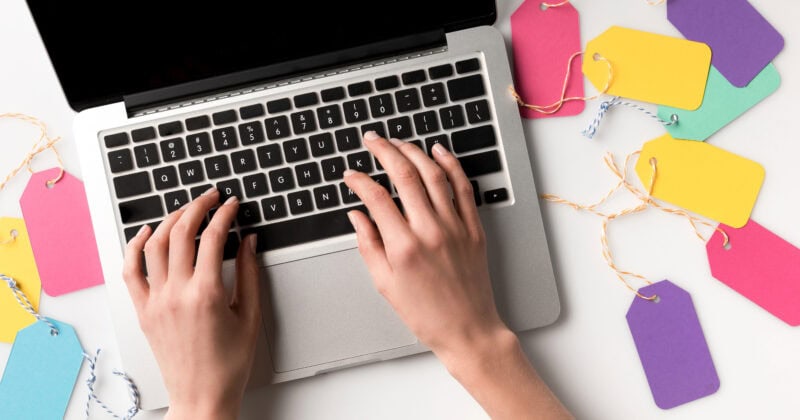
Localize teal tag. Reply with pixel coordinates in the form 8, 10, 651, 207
0, 319, 84, 419
658, 64, 780, 141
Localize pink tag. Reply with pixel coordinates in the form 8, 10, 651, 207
707, 220, 800, 326
511, 0, 584, 119
19, 169, 104, 296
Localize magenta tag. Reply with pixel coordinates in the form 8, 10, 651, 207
707, 220, 800, 326
667, 0, 784, 87
19, 169, 104, 296
626, 280, 719, 409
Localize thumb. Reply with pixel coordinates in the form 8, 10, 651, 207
233, 234, 262, 323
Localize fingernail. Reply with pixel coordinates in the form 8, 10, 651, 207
364, 131, 380, 141
202, 187, 218, 196
389, 138, 404, 147
224, 196, 239, 205
247, 234, 257, 254
343, 169, 357, 178
433, 143, 450, 156
136, 224, 150, 237
347, 211, 359, 233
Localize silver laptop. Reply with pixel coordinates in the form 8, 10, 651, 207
27, 0, 560, 410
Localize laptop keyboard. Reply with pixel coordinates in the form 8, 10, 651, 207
102, 55, 511, 259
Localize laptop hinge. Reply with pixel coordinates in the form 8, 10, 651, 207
123, 30, 447, 117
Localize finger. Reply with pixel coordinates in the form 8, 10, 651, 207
347, 211, 392, 288
123, 224, 152, 312
196, 196, 240, 288
390, 139, 457, 220
362, 131, 436, 221
168, 187, 221, 279
143, 204, 188, 287
343, 170, 411, 242
432, 144, 484, 238
233, 234, 262, 325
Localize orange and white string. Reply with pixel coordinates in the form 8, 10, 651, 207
542, 151, 729, 300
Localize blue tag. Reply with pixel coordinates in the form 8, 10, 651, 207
0, 319, 84, 419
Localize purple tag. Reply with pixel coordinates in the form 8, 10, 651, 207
626, 280, 719, 409
667, 0, 784, 87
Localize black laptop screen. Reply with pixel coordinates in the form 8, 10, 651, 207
26, 1, 496, 111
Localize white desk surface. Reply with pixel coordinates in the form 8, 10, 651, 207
1, 1, 799, 418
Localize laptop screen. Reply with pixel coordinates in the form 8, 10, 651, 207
26, 1, 496, 112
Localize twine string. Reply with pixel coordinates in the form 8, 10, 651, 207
0, 113, 64, 191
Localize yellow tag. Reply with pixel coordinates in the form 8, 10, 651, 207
636, 134, 764, 228
0, 218, 41, 343
584, 26, 712, 110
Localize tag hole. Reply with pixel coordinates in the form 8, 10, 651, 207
50, 329, 59, 336
9, 229, 18, 239
540, 2, 549, 10
723, 242, 732, 251
592, 52, 602, 61
649, 157, 657, 166
45, 181, 56, 189
670, 113, 679, 123
652, 295, 660, 303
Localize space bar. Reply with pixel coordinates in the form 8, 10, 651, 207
242, 205, 367, 253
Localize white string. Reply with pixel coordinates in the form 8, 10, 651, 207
582, 96, 679, 139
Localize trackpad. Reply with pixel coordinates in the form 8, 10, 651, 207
262, 248, 417, 373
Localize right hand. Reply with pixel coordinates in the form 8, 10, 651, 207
343, 131, 512, 364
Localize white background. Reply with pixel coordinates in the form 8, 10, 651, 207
1, 0, 799, 418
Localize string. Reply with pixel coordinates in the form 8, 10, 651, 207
0, 113, 65, 191
1, 273, 140, 419
0, 228, 17, 246
541, 151, 729, 300
509, 52, 613, 115
582, 97, 679, 139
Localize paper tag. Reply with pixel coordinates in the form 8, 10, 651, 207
667, 0, 784, 87
636, 134, 764, 228
583, 26, 711, 110
20, 169, 104, 296
0, 319, 84, 419
0, 217, 41, 343
627, 280, 719, 409
707, 220, 800, 326
658, 64, 780, 141
511, 0, 584, 119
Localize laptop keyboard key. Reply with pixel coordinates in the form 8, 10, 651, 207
242, 173, 269, 198
294, 92, 319, 108
158, 121, 183, 137
246, 205, 367, 252
261, 196, 288, 221
104, 133, 129, 148
165, 190, 189, 213
335, 127, 361, 152
425, 135, 451, 157
402, 70, 426, 85
369, 94, 395, 118
372, 173, 392, 193
205, 155, 231, 179
237, 202, 262, 226
313, 185, 340, 210
267, 98, 291, 114
321, 157, 346, 181
348, 81, 373, 97
413, 111, 439, 136
375, 75, 400, 91
317, 105, 343, 129
107, 149, 133, 173
217, 179, 243, 202
451, 125, 496, 154
283, 138, 310, 163
212, 110, 237, 125
265, 116, 290, 140
153, 166, 179, 191
421, 83, 447, 107
114, 172, 151, 199
484, 188, 509, 204
186, 132, 212, 157
347, 151, 373, 173
471, 180, 482, 206
343, 99, 369, 124
310, 133, 335, 157
212, 127, 238, 151
395, 88, 420, 112
295, 162, 322, 187
231, 149, 257, 174
288, 190, 314, 215
269, 168, 295, 192
239, 121, 265, 146
456, 58, 481, 74
440, 105, 466, 130
387, 116, 413, 139
185, 115, 211, 131
223, 232, 240, 261
448, 75, 485, 102
256, 144, 283, 168
340, 183, 361, 204
321, 87, 346, 102
131, 127, 156, 143
466, 100, 491, 124
458, 150, 502, 177
429, 64, 454, 80
119, 195, 163, 224
178, 161, 204, 185
134, 144, 160, 168
361, 121, 386, 138
190, 184, 213, 199
160, 138, 186, 162
291, 110, 317, 134
239, 104, 265, 120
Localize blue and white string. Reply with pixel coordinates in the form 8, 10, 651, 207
1, 273, 140, 419
582, 96, 679, 140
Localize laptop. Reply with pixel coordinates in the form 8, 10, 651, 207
26, 0, 561, 410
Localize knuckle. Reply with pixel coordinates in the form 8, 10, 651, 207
169, 221, 194, 241
457, 181, 474, 197
393, 164, 419, 183
426, 167, 448, 185
143, 235, 166, 254
201, 225, 228, 243
365, 184, 391, 203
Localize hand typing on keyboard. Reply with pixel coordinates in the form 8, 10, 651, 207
122, 188, 261, 420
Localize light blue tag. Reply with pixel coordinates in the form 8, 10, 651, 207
658, 64, 780, 141
0, 319, 84, 419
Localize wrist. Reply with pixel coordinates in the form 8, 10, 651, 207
165, 399, 240, 420
434, 322, 520, 384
